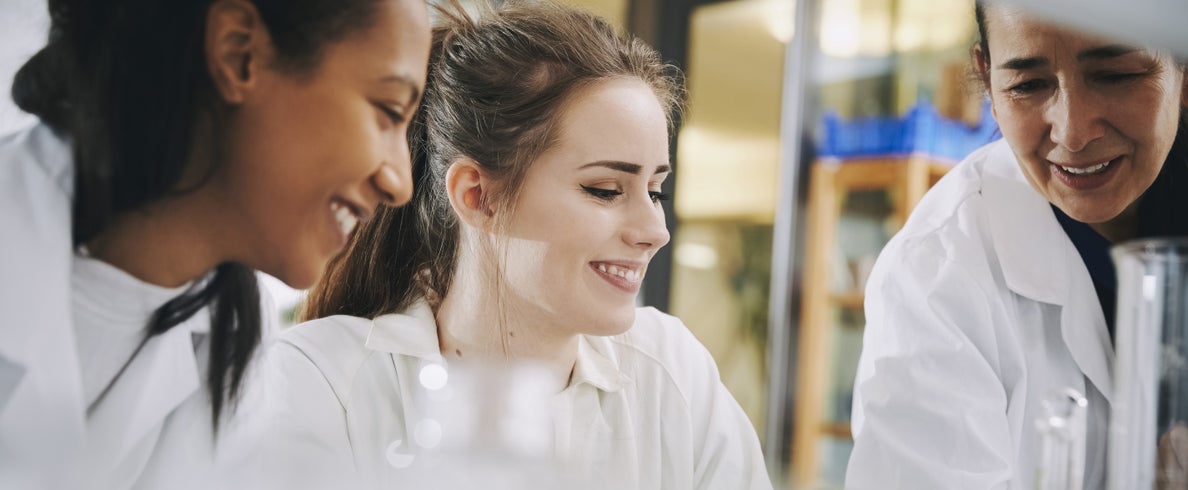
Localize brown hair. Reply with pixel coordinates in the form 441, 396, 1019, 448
300, 0, 684, 321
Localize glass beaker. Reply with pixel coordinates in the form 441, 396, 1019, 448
1108, 238, 1188, 490
1037, 389, 1089, 490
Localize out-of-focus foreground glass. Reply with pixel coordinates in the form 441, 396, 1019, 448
1110, 239, 1188, 490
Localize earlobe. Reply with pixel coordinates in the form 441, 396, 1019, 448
205, 0, 268, 104
446, 159, 494, 229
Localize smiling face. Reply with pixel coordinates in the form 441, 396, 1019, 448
496, 77, 672, 336
977, 7, 1187, 228
221, 0, 430, 289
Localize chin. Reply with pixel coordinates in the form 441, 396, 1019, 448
1056, 199, 1128, 225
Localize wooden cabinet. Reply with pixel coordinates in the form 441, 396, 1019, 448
790, 155, 951, 488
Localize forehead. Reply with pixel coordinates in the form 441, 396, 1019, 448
983, 6, 1151, 61
318, 0, 431, 84
545, 77, 670, 165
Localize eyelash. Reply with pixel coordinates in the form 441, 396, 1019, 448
1097, 72, 1144, 84
1008, 71, 1145, 94
1007, 79, 1047, 95
375, 104, 405, 125
580, 185, 671, 204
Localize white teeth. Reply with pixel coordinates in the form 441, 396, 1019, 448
331, 201, 359, 235
594, 263, 642, 282
1060, 161, 1111, 175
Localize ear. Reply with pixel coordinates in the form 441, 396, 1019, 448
1181, 67, 1187, 108
205, 0, 270, 105
446, 158, 495, 229
973, 45, 992, 92
973, 44, 998, 119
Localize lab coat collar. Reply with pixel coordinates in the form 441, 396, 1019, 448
364, 299, 629, 393
981, 140, 1114, 404
73, 248, 204, 331
981, 141, 1067, 306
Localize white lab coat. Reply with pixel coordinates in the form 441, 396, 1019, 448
846, 139, 1114, 489
253, 301, 772, 490
0, 123, 263, 489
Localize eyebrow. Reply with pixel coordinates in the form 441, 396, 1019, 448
379, 74, 422, 106
579, 160, 671, 175
1078, 44, 1141, 61
997, 44, 1144, 70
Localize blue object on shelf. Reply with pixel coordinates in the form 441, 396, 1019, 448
819, 100, 999, 162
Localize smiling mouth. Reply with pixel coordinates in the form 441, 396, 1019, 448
593, 262, 643, 282
330, 199, 361, 237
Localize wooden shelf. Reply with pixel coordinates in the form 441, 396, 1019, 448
820, 422, 853, 440
828, 293, 864, 310
791, 155, 951, 489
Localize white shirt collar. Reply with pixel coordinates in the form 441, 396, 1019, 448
72, 247, 213, 335
364, 299, 630, 393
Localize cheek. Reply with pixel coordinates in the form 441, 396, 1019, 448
991, 101, 1049, 168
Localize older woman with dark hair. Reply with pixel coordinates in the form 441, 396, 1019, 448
847, 3, 1187, 489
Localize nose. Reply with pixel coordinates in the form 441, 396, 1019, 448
1047, 83, 1106, 153
622, 194, 671, 252
371, 135, 415, 207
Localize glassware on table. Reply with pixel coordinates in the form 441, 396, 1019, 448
1108, 238, 1188, 490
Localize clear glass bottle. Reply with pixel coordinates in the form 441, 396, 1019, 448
1108, 238, 1188, 490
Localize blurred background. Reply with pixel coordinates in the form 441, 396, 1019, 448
5, 0, 1181, 488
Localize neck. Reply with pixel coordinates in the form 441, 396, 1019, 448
435, 253, 578, 393
86, 189, 232, 288
85, 130, 238, 288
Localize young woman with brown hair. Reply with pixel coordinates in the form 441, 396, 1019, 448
258, 2, 771, 489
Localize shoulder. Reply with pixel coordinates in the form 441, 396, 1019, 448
0, 123, 73, 233
880, 140, 1014, 271
0, 123, 72, 196
269, 315, 378, 404
605, 308, 720, 406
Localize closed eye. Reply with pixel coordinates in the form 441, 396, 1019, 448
581, 185, 621, 201
1007, 79, 1048, 95
374, 103, 405, 125
1096, 72, 1144, 84
649, 191, 671, 204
